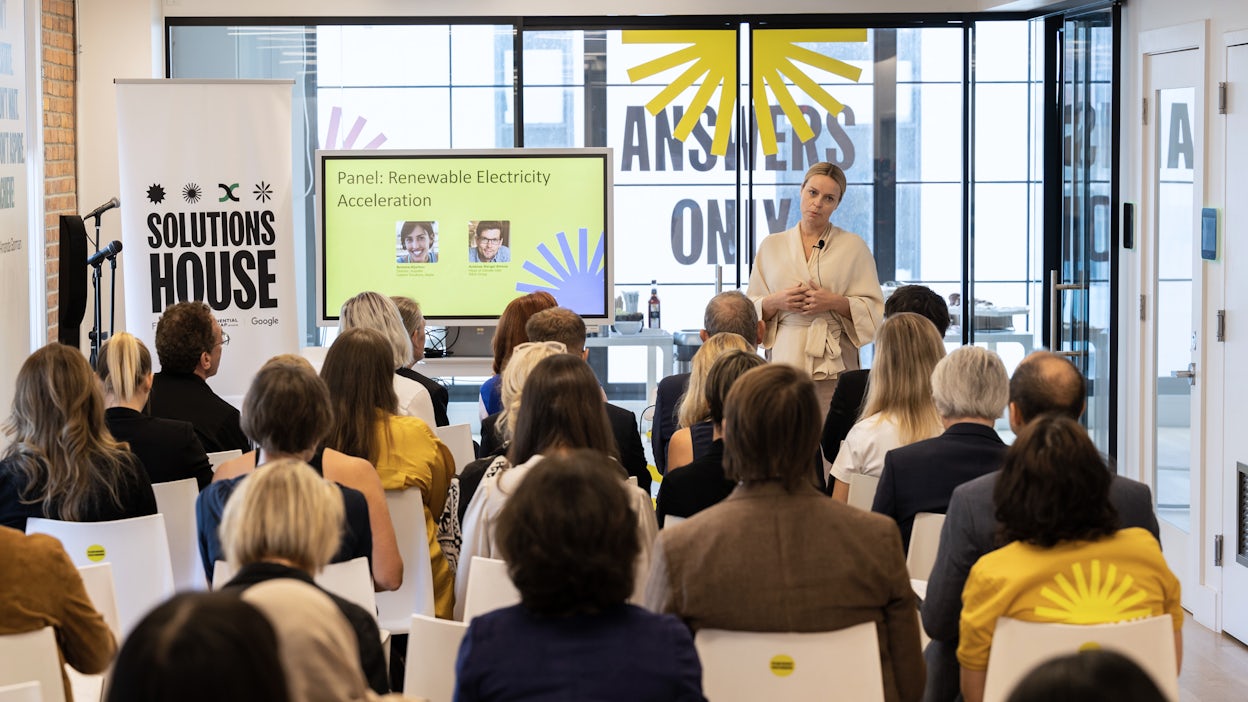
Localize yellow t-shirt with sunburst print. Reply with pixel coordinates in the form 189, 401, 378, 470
957, 527, 1182, 671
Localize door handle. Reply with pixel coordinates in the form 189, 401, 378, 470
1171, 362, 1196, 386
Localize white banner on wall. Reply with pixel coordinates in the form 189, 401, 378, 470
0, 0, 31, 428
116, 80, 298, 400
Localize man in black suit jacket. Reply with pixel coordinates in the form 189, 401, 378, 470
391, 295, 450, 426
920, 351, 1161, 702
525, 308, 650, 491
148, 301, 250, 453
820, 285, 951, 474
651, 291, 763, 474
871, 345, 1011, 551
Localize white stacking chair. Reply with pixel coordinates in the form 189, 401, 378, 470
152, 478, 207, 591
206, 450, 242, 473
905, 512, 946, 583
215, 556, 376, 616
403, 614, 468, 702
664, 515, 686, 527
0, 682, 42, 702
434, 424, 475, 476
461, 556, 520, 623
376, 489, 436, 633
846, 473, 881, 510
695, 622, 885, 702
76, 563, 121, 639
982, 615, 1179, 702
0, 628, 65, 702
26, 515, 175, 637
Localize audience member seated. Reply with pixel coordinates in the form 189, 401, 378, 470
1, 525, 115, 701
340, 291, 437, 427
871, 345, 1009, 550
104, 592, 288, 702
522, 307, 650, 491
652, 290, 763, 474
922, 351, 1160, 702
97, 332, 213, 490
655, 350, 763, 527
821, 284, 950, 465
147, 301, 250, 453
480, 291, 557, 418
645, 364, 923, 702
241, 578, 408, 702
0, 343, 156, 531
206, 355, 400, 591
455, 451, 705, 702
459, 341, 566, 523
322, 328, 454, 619
828, 312, 945, 502
1004, 649, 1168, 702
458, 354, 657, 620
218, 459, 390, 695
666, 332, 754, 471
391, 295, 450, 426
957, 414, 1182, 702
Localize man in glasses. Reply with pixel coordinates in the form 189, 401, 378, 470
148, 300, 250, 453
469, 220, 511, 263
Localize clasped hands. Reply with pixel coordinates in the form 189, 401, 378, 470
769, 280, 839, 316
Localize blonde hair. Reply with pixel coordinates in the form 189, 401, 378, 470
97, 332, 152, 402
3, 343, 138, 521
861, 312, 946, 445
390, 296, 424, 337
498, 341, 566, 443
219, 459, 343, 574
340, 291, 412, 368
678, 332, 753, 428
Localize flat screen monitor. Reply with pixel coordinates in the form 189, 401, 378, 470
316, 148, 614, 326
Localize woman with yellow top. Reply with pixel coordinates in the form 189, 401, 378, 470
322, 327, 456, 619
957, 415, 1181, 702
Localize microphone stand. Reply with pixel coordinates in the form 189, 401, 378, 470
109, 255, 118, 344
86, 215, 104, 367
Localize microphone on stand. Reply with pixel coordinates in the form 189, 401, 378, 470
87, 240, 123, 267
83, 197, 120, 220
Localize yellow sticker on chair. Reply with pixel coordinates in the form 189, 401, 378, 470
86, 545, 106, 562
769, 654, 795, 677
1077, 642, 1102, 653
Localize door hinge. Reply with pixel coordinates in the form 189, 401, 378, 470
1142, 97, 1149, 125
1219, 82, 1228, 115
1140, 294, 1147, 321
1218, 309, 1226, 342
1215, 534, 1224, 566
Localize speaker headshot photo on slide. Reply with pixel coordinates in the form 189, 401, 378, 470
468, 220, 510, 263
397, 221, 438, 264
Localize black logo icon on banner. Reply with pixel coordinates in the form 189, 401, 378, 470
254, 181, 273, 203
182, 183, 202, 204
146, 184, 166, 205
218, 183, 240, 202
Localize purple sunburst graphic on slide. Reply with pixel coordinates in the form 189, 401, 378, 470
516, 227, 606, 313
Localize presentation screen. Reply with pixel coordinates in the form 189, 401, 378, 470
316, 148, 613, 326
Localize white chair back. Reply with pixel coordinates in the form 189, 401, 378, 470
26, 515, 175, 637
982, 615, 1179, 702
0, 628, 65, 702
211, 560, 234, 591
206, 450, 242, 473
403, 614, 467, 702
664, 515, 686, 527
434, 424, 474, 476
461, 556, 520, 623
376, 489, 436, 633
846, 474, 880, 510
0, 682, 42, 702
905, 512, 946, 582
75, 563, 120, 639
152, 478, 207, 591
314, 557, 377, 616
695, 622, 885, 702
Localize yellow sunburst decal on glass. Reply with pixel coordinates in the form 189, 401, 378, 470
623, 29, 867, 157
1033, 559, 1155, 624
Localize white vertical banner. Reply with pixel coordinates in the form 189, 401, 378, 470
0, 0, 31, 425
116, 80, 298, 400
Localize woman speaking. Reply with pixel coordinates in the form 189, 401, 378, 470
746, 162, 883, 405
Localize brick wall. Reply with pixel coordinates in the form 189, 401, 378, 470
43, 0, 76, 343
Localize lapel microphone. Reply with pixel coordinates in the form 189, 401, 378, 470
815, 239, 826, 250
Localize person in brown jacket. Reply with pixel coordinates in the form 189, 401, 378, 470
645, 363, 925, 702
0, 526, 116, 701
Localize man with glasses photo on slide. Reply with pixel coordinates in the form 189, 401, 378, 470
469, 220, 511, 263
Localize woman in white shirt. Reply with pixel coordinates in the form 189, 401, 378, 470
340, 291, 437, 427
828, 312, 946, 501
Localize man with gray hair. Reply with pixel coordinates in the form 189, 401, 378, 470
652, 291, 763, 473
870, 345, 1010, 551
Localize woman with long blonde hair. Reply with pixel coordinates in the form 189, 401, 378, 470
666, 332, 754, 470
97, 332, 213, 489
0, 343, 156, 530
829, 312, 945, 502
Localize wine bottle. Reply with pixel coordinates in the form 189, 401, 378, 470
648, 280, 661, 329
